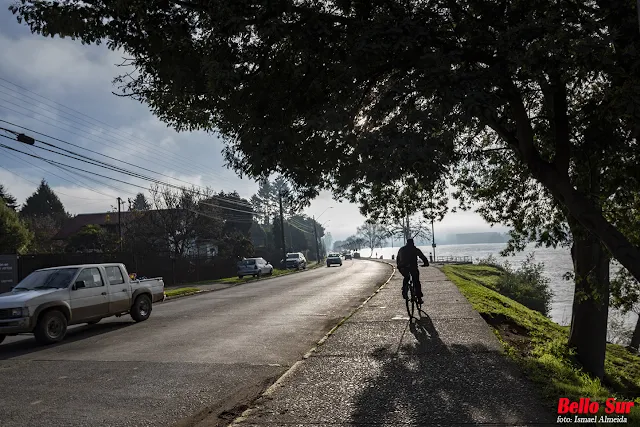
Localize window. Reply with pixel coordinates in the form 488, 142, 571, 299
240, 259, 256, 266
105, 266, 125, 285
286, 253, 299, 259
76, 267, 104, 288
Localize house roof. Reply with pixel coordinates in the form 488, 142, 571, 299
54, 211, 135, 240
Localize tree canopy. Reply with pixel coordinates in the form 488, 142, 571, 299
20, 179, 68, 224
0, 198, 31, 254
0, 184, 18, 211
11, 0, 640, 377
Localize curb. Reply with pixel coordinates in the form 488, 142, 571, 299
162, 263, 325, 303
228, 259, 396, 426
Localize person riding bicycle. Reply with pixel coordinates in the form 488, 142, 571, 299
396, 238, 429, 304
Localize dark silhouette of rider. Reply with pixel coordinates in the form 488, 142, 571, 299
396, 238, 429, 304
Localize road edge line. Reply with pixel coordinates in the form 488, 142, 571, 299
227, 259, 396, 426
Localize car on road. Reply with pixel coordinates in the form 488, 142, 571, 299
0, 263, 164, 346
237, 257, 274, 278
285, 252, 307, 270
353, 252, 361, 258
326, 253, 343, 267
344, 253, 353, 260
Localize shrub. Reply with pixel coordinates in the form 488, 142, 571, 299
477, 253, 553, 316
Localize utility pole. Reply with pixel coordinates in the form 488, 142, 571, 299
128, 198, 132, 211
279, 191, 286, 266
117, 197, 123, 252
405, 213, 410, 243
313, 215, 320, 263
431, 218, 437, 262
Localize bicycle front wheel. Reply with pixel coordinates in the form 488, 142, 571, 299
406, 281, 415, 319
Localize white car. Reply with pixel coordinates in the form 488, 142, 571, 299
237, 258, 274, 278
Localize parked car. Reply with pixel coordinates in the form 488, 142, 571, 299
0, 263, 164, 346
285, 252, 307, 270
326, 253, 343, 267
237, 257, 274, 278
353, 252, 361, 259
344, 253, 353, 260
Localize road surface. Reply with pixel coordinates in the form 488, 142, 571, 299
0, 259, 391, 427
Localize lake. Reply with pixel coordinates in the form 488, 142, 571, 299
363, 243, 637, 329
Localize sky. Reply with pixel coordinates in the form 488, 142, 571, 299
0, 2, 508, 242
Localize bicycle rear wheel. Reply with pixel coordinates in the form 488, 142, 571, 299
406, 279, 415, 319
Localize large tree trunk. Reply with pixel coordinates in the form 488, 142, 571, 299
568, 221, 611, 379
629, 314, 640, 353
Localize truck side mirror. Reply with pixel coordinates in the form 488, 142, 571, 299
73, 280, 86, 290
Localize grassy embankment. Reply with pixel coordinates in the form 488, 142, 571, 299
214, 261, 321, 284
442, 264, 640, 423
164, 287, 201, 297
167, 261, 322, 292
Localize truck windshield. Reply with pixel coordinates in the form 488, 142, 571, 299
286, 254, 299, 259
13, 268, 79, 290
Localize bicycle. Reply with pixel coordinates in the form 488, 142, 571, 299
404, 274, 421, 319
402, 263, 428, 319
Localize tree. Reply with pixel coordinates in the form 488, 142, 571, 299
12, 0, 640, 378
129, 185, 224, 257
23, 215, 64, 254
357, 220, 389, 257
0, 199, 31, 254
208, 191, 254, 235
131, 192, 150, 211
66, 224, 117, 253
0, 184, 18, 211
20, 180, 68, 225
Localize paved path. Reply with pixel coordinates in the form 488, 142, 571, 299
0, 259, 391, 427
232, 264, 556, 426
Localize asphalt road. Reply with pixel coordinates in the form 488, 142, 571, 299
0, 259, 391, 427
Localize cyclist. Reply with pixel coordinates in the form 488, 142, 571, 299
396, 238, 429, 304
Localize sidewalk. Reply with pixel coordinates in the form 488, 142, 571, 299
230, 265, 555, 426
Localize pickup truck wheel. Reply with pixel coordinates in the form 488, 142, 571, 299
34, 310, 67, 345
131, 294, 152, 322
0, 334, 5, 345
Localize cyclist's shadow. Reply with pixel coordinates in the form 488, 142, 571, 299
407, 312, 445, 353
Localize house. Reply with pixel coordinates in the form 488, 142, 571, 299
54, 212, 133, 241
55, 211, 219, 257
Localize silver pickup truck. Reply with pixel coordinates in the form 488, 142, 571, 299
0, 263, 164, 345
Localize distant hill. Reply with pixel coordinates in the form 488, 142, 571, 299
451, 232, 510, 244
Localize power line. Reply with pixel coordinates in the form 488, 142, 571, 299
0, 145, 116, 199
0, 120, 215, 191
0, 151, 112, 201
0, 79, 230, 183
0, 101, 224, 185
0, 134, 259, 216
0, 129, 255, 211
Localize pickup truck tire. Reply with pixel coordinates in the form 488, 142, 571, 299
0, 334, 5, 345
131, 294, 152, 322
34, 310, 68, 345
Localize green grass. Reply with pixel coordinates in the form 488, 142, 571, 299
164, 287, 201, 297
443, 264, 640, 423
